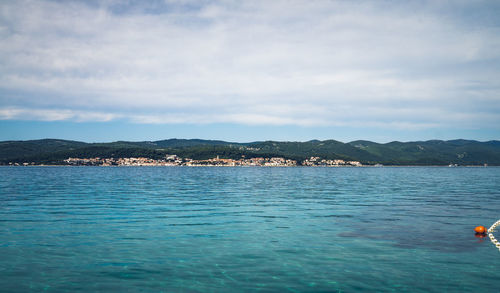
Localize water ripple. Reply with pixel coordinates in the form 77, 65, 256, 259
1, 166, 499, 292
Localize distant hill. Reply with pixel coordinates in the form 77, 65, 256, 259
246, 140, 379, 162
1, 138, 499, 165
0, 139, 87, 161
153, 139, 243, 148
347, 139, 500, 165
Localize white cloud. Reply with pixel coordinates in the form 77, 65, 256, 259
0, 0, 499, 130
0, 107, 118, 122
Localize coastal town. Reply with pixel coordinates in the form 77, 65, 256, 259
61, 155, 363, 167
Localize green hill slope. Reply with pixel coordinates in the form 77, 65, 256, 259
348, 140, 500, 165
1, 138, 499, 165
0, 139, 87, 161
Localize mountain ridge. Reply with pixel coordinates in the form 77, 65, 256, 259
1, 138, 499, 165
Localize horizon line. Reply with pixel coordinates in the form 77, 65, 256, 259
2, 137, 499, 145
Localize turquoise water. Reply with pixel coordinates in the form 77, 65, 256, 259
1, 166, 499, 292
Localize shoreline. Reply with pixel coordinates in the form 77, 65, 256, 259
1, 164, 495, 167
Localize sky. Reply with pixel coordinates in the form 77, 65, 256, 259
1, 0, 499, 143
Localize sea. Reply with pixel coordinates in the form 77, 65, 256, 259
1, 166, 499, 292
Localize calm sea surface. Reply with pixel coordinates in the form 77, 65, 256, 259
1, 166, 499, 292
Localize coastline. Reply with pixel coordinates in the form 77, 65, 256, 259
1, 164, 495, 167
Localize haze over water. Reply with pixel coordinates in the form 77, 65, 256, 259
1, 166, 499, 292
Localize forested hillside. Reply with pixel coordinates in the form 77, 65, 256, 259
1, 138, 499, 165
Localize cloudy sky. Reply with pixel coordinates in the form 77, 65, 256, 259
1, 0, 499, 142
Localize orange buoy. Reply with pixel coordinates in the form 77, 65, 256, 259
474, 226, 486, 234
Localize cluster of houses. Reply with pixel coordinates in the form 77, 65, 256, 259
64, 157, 175, 166
302, 157, 362, 167
63, 155, 362, 167
186, 156, 297, 167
